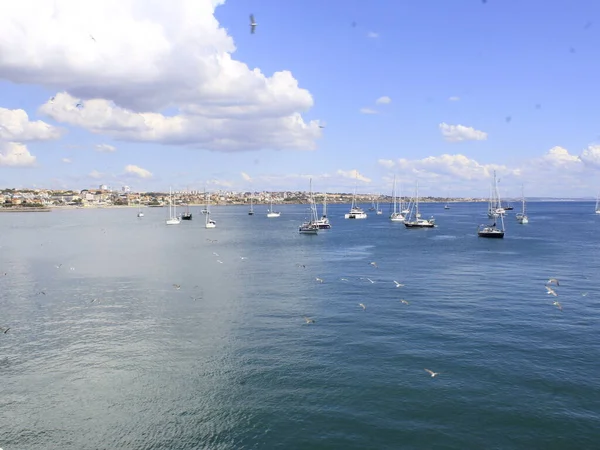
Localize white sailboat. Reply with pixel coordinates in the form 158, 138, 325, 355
516, 184, 529, 224
595, 191, 600, 214
205, 191, 216, 228
400, 182, 410, 214
299, 179, 319, 234
345, 175, 367, 219
314, 193, 331, 229
166, 187, 180, 225
201, 186, 208, 214
389, 175, 405, 222
404, 181, 435, 228
267, 195, 281, 218
375, 194, 383, 215
478, 171, 505, 238
137, 203, 144, 217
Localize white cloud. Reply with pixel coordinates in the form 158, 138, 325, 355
439, 122, 488, 142
448, 96, 460, 101
0, 142, 36, 167
241, 172, 252, 181
89, 170, 103, 179
377, 159, 395, 169
61, 157, 72, 163
0, 107, 62, 141
95, 144, 116, 153
375, 96, 391, 105
542, 146, 580, 167
336, 169, 371, 183
124, 164, 153, 179
579, 145, 600, 168
360, 108, 378, 115
1, 0, 321, 152
367, 32, 379, 38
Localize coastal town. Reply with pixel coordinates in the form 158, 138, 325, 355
0, 184, 486, 210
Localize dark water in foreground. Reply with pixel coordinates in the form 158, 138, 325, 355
1, 202, 599, 449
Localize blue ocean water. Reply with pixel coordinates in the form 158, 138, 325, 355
0, 201, 599, 449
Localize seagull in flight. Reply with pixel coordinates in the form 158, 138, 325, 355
315, 277, 323, 283
250, 14, 257, 34
393, 280, 404, 288
424, 369, 439, 377
303, 316, 315, 324
359, 303, 366, 310
90, 34, 96, 42
213, 252, 219, 256
547, 278, 560, 286
545, 286, 557, 296
400, 299, 409, 305
216, 260, 223, 264
0, 327, 10, 334
366, 278, 375, 284
553, 301, 563, 311
173, 284, 181, 290
340, 278, 348, 281
370, 262, 378, 268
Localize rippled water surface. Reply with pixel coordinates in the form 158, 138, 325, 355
1, 202, 599, 449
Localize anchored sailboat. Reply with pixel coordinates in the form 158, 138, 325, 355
389, 175, 405, 222
299, 179, 319, 234
516, 185, 529, 224
315, 193, 331, 229
345, 174, 367, 219
478, 171, 505, 238
205, 191, 216, 229
165, 187, 180, 225
404, 181, 435, 228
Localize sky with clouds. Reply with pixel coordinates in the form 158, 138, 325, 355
0, 0, 599, 197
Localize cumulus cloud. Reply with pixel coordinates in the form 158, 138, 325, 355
61, 157, 72, 163
379, 154, 513, 181
439, 122, 488, 142
241, 172, 252, 181
378, 159, 395, 169
1, 0, 321, 152
448, 96, 460, 101
0, 142, 36, 167
336, 169, 371, 183
360, 108, 378, 115
95, 144, 116, 153
375, 96, 391, 105
542, 146, 580, 167
124, 164, 153, 179
0, 107, 62, 141
579, 145, 600, 168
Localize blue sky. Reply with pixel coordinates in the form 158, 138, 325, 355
0, 0, 599, 197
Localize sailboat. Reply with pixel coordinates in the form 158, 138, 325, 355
201, 186, 208, 214
595, 192, 600, 214
368, 196, 376, 211
166, 187, 181, 225
137, 203, 144, 217
345, 175, 367, 219
404, 181, 435, 228
389, 175, 405, 222
314, 193, 331, 229
248, 191, 254, 215
267, 195, 281, 218
181, 203, 192, 220
478, 171, 505, 238
375, 195, 383, 215
516, 185, 529, 224
205, 191, 216, 229
299, 179, 319, 234
444, 190, 450, 209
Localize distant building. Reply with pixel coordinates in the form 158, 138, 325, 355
122, 185, 131, 193
100, 184, 108, 190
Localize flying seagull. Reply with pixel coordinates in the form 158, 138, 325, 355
303, 316, 315, 324
90, 34, 96, 42
370, 262, 377, 268
400, 299, 409, 305
547, 278, 560, 286
315, 277, 323, 283
424, 369, 439, 377
359, 303, 366, 310
173, 284, 181, 290
250, 14, 257, 34
0, 327, 10, 334
393, 280, 404, 288
545, 286, 557, 296
553, 301, 563, 311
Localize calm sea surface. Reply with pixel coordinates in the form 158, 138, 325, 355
1, 201, 599, 449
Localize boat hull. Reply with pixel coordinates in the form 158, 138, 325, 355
267, 212, 281, 218
344, 213, 367, 219
181, 213, 192, 220
166, 219, 180, 225
478, 231, 504, 238
404, 222, 435, 228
